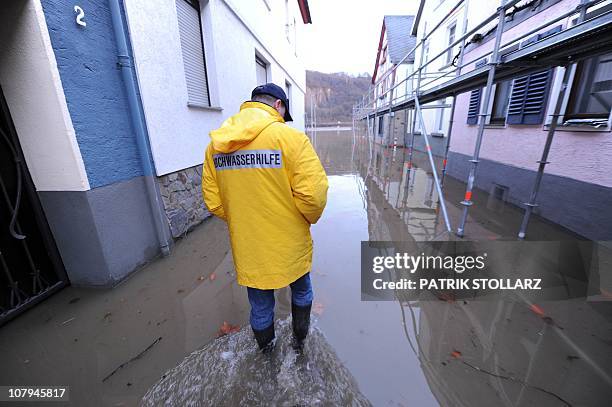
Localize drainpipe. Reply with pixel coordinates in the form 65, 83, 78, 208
108, 0, 171, 256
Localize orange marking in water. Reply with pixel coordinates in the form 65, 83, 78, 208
530, 304, 545, 317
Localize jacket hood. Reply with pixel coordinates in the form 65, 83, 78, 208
209, 101, 284, 153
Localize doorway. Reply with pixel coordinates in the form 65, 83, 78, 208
0, 86, 68, 326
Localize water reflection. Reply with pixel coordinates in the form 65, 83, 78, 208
5, 127, 609, 406
310, 127, 612, 406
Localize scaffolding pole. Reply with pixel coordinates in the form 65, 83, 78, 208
441, 0, 470, 187
386, 71, 397, 148
456, 3, 507, 238
374, 81, 380, 143
517, 0, 589, 239
352, 107, 356, 146
414, 96, 452, 233
406, 32, 427, 186
402, 108, 409, 151
517, 69, 570, 239
440, 98, 455, 187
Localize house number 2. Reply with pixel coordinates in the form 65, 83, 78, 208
74, 5, 86, 27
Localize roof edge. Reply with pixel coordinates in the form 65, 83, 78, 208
372, 20, 386, 84
412, 0, 425, 36
297, 0, 312, 24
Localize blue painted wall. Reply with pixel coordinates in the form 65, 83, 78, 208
40, 0, 143, 188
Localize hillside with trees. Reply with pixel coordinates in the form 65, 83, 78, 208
305, 71, 371, 124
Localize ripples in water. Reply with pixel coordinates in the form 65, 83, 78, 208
141, 318, 371, 406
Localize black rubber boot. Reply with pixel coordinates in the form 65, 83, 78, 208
291, 302, 311, 353
252, 323, 275, 353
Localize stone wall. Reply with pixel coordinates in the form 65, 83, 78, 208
158, 165, 210, 238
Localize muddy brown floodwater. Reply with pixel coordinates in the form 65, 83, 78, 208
1, 127, 611, 406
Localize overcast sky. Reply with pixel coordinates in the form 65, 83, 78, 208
301, 0, 420, 76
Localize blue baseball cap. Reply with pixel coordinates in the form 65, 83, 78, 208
251, 83, 293, 122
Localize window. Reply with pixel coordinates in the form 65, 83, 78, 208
176, 0, 210, 107
256, 56, 268, 85
435, 100, 446, 132
446, 23, 456, 65
490, 80, 512, 124
422, 41, 430, 73
467, 88, 482, 125
565, 52, 612, 120
285, 80, 292, 112
378, 115, 385, 135
483, 44, 519, 125
466, 58, 487, 125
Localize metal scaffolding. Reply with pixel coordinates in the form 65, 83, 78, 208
354, 0, 612, 239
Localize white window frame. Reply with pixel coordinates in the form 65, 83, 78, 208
434, 99, 446, 134
255, 53, 269, 85
544, 15, 612, 132
445, 21, 457, 66
176, 0, 212, 108
422, 40, 430, 73
483, 80, 514, 127
285, 80, 292, 112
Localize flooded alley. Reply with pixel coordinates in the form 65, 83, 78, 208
308, 128, 612, 406
2, 0, 612, 405
2, 128, 611, 406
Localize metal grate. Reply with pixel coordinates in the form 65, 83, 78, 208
0, 89, 67, 326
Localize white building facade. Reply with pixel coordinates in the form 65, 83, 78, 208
0, 0, 311, 310
124, 0, 311, 236
371, 15, 416, 147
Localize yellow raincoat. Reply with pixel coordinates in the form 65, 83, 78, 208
202, 101, 328, 289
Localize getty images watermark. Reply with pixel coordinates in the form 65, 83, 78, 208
361, 241, 603, 301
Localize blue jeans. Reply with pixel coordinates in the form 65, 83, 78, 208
247, 272, 313, 331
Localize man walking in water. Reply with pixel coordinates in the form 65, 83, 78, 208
202, 83, 328, 353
